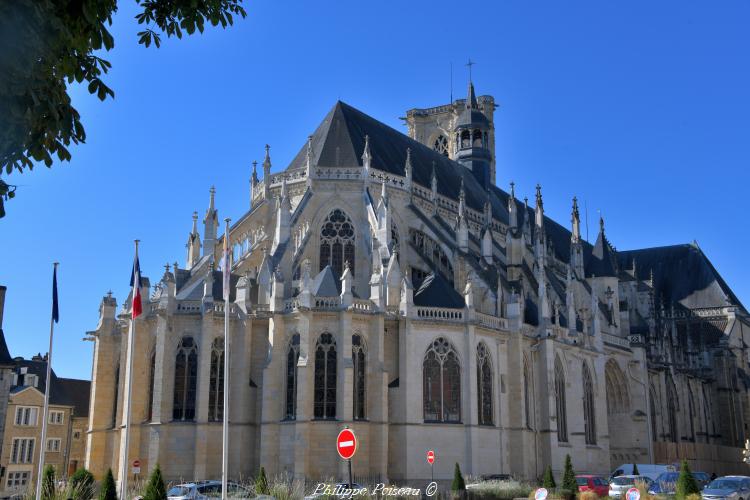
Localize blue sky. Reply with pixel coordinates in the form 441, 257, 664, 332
2, 0, 749, 380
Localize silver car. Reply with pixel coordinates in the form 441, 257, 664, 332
702, 476, 750, 500
167, 481, 261, 500
609, 475, 652, 498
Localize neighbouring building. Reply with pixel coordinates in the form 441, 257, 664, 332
0, 355, 90, 497
84, 80, 750, 484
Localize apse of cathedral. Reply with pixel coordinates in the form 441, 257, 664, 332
85, 81, 750, 483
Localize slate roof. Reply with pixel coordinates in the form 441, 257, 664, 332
10, 358, 90, 415
618, 244, 746, 312
312, 266, 340, 296
414, 272, 465, 308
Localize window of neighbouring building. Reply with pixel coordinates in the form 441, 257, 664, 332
6, 471, 30, 488
11, 438, 35, 463
15, 407, 38, 427
49, 410, 64, 424
46, 438, 61, 452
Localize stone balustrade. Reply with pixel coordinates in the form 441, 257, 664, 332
415, 306, 464, 321
602, 332, 630, 349
475, 311, 508, 331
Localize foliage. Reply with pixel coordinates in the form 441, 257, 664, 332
256, 466, 270, 495
452, 462, 467, 492
543, 465, 557, 489
561, 454, 577, 493
632, 463, 639, 475
578, 491, 598, 500
142, 463, 167, 500
70, 468, 96, 499
0, 0, 247, 216
676, 460, 700, 499
42, 464, 56, 500
99, 468, 118, 500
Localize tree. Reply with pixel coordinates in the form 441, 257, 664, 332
0, 0, 247, 217
542, 465, 556, 489
143, 464, 167, 500
451, 462, 466, 492
69, 468, 96, 499
561, 454, 577, 493
255, 466, 269, 495
99, 468, 118, 500
42, 464, 56, 500
632, 463, 639, 475
676, 460, 700, 499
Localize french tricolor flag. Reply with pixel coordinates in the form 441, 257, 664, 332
129, 250, 143, 318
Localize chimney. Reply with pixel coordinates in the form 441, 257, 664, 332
0, 285, 6, 329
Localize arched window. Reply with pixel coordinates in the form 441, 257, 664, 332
353, 334, 366, 420
314, 333, 337, 419
605, 359, 630, 414
460, 130, 470, 149
433, 135, 449, 157
285, 334, 300, 420
320, 209, 355, 279
423, 337, 461, 423
472, 129, 483, 147
523, 358, 533, 429
650, 387, 658, 440
477, 342, 493, 425
208, 338, 224, 422
688, 386, 696, 442
583, 362, 596, 445
555, 358, 568, 442
173, 337, 198, 421
147, 351, 155, 422
112, 364, 120, 428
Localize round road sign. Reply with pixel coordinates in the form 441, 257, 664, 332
535, 488, 548, 500
626, 487, 640, 500
337, 428, 357, 460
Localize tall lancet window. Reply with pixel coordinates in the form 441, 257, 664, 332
555, 358, 568, 442
583, 362, 597, 445
319, 209, 355, 279
352, 334, 366, 420
208, 338, 225, 422
477, 342, 493, 425
173, 337, 198, 421
111, 364, 120, 428
147, 351, 156, 422
314, 333, 337, 419
285, 334, 300, 420
524, 358, 533, 429
423, 337, 461, 423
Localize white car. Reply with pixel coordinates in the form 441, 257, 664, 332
167, 481, 266, 500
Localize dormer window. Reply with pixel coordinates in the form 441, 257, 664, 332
433, 135, 449, 157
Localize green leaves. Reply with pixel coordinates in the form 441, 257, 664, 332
0, 0, 247, 218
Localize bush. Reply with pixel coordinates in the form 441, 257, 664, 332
99, 468, 118, 500
41, 465, 55, 500
543, 465, 556, 489
579, 491, 598, 500
676, 460, 700, 499
632, 463, 639, 476
70, 468, 96, 499
256, 466, 270, 495
142, 464, 167, 500
467, 479, 533, 500
452, 462, 467, 493
561, 455, 577, 493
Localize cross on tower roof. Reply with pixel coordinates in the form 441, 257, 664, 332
465, 59, 476, 82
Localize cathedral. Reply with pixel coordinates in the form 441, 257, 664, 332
85, 80, 750, 484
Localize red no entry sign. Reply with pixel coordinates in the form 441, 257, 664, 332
337, 428, 357, 460
427, 450, 435, 465
132, 460, 140, 468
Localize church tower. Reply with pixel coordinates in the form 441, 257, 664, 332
453, 79, 493, 187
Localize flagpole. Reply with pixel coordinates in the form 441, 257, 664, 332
119, 240, 139, 500
222, 218, 231, 500
35, 262, 58, 500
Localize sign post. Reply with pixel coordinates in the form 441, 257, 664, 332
426, 450, 435, 483
337, 428, 358, 487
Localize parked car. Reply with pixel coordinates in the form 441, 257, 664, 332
648, 471, 710, 496
577, 475, 610, 496
702, 476, 750, 500
610, 464, 676, 482
167, 481, 265, 500
609, 475, 652, 498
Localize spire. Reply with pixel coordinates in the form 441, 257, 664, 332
404, 148, 412, 180
191, 211, 198, 235
508, 181, 517, 228
250, 160, 258, 209
380, 180, 388, 206
458, 178, 466, 216
272, 176, 291, 253
362, 133, 372, 175
431, 161, 438, 215
599, 213, 606, 236
484, 189, 492, 228
203, 186, 218, 254
571, 196, 581, 243
187, 211, 201, 268
457, 179, 468, 252
305, 135, 314, 188
465, 59, 478, 109
522, 196, 531, 241
263, 145, 271, 198
534, 184, 544, 229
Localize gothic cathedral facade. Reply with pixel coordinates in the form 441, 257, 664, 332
85, 82, 750, 483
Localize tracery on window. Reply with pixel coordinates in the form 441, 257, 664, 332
353, 334, 366, 420
555, 358, 567, 442
285, 334, 300, 419
314, 333, 337, 419
173, 337, 198, 421
583, 362, 597, 445
208, 338, 224, 422
477, 342, 493, 426
423, 337, 461, 423
320, 209, 355, 279
433, 135, 449, 157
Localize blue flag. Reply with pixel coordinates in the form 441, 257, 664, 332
52, 266, 59, 324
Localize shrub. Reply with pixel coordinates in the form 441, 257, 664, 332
70, 468, 96, 499
452, 463, 467, 493
42, 465, 55, 500
142, 464, 167, 500
561, 455, 577, 493
676, 460, 700, 499
256, 466, 270, 495
579, 491, 598, 500
632, 464, 639, 476
543, 465, 556, 489
99, 468, 118, 500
